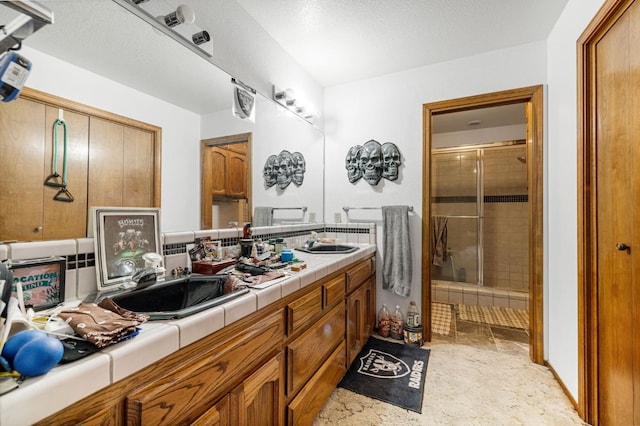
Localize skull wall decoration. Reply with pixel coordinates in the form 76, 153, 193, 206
276, 150, 294, 189
345, 145, 362, 183
345, 140, 403, 185
263, 150, 307, 190
381, 142, 401, 181
263, 155, 278, 188
359, 140, 383, 185
292, 152, 306, 186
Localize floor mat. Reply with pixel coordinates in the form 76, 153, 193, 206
431, 302, 452, 335
338, 337, 430, 413
457, 304, 528, 329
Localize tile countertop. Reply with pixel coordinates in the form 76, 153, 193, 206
0, 244, 376, 426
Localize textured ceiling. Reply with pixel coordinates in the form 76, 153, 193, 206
1, 0, 567, 127
235, 0, 570, 87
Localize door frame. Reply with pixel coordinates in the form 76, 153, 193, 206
422, 85, 544, 364
577, 0, 633, 422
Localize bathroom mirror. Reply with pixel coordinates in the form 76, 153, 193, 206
0, 0, 324, 236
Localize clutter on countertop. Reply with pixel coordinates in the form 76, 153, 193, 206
58, 299, 148, 348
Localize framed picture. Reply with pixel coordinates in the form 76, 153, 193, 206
92, 207, 161, 290
9, 257, 66, 311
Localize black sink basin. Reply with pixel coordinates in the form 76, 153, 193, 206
296, 244, 359, 254
95, 274, 249, 320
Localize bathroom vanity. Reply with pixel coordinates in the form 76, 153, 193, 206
26, 250, 375, 425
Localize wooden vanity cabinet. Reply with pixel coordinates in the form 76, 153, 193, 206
35, 254, 375, 426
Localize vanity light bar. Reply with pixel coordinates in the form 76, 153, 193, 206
273, 85, 315, 124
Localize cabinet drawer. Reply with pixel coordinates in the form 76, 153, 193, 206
126, 309, 285, 425
287, 342, 346, 426
346, 257, 374, 293
322, 275, 345, 310
287, 287, 323, 336
287, 304, 345, 396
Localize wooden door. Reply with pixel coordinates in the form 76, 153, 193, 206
593, 1, 640, 423
43, 106, 89, 240
89, 118, 124, 207
230, 353, 284, 426
0, 98, 45, 241
123, 126, 154, 207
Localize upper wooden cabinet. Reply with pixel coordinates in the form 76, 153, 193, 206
204, 145, 248, 199
0, 88, 161, 242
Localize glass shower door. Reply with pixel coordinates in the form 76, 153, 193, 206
431, 150, 481, 285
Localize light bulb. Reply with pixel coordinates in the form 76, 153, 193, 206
164, 4, 195, 27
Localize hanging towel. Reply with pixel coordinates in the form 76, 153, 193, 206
253, 207, 273, 226
432, 215, 448, 266
382, 205, 412, 297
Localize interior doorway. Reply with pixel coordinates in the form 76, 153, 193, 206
200, 133, 252, 230
422, 85, 544, 364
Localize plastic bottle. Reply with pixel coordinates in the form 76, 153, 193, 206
406, 300, 420, 327
378, 304, 391, 337
390, 305, 404, 340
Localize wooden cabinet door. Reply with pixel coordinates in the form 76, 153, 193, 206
0, 98, 46, 241
192, 396, 230, 426
226, 150, 247, 198
208, 147, 228, 196
231, 352, 284, 426
346, 278, 374, 366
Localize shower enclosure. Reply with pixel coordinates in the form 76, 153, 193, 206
431, 141, 529, 308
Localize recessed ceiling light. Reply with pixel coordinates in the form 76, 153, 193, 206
466, 119, 482, 126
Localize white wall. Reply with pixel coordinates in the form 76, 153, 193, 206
201, 97, 325, 223
201, 0, 324, 129
22, 47, 202, 233
324, 41, 547, 323
545, 0, 606, 400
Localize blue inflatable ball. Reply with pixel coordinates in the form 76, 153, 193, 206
1, 329, 47, 365
13, 336, 64, 377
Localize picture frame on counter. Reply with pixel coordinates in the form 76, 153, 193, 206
9, 256, 66, 311
91, 207, 161, 290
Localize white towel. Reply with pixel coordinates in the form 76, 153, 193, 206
253, 207, 273, 226
382, 205, 412, 297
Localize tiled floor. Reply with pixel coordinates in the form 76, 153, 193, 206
313, 304, 587, 425
434, 303, 530, 357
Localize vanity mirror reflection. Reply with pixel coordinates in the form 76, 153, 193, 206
0, 0, 324, 241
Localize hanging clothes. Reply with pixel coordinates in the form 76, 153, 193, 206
432, 215, 448, 266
